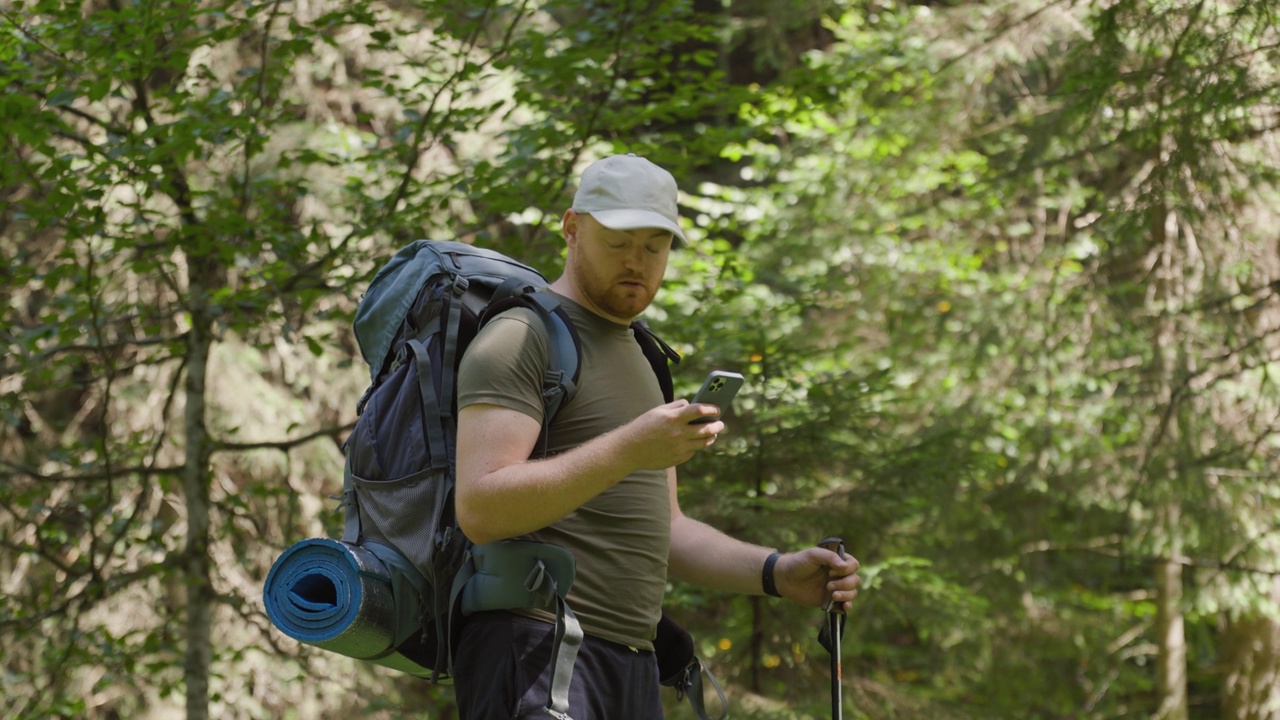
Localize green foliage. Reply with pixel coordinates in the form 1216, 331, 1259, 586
4, 0, 1280, 718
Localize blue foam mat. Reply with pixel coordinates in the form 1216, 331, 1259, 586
263, 537, 436, 678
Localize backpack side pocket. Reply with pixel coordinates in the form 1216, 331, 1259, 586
346, 340, 453, 578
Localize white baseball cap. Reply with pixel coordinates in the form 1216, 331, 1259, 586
571, 154, 687, 246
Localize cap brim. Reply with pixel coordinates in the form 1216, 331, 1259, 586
584, 208, 687, 246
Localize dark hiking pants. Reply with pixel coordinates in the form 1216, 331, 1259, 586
453, 611, 664, 719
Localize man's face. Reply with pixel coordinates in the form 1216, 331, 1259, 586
567, 212, 673, 324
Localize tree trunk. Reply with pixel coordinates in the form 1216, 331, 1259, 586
1150, 200, 1188, 720
749, 594, 764, 693
182, 263, 215, 720
1221, 578, 1280, 720
1153, 550, 1187, 720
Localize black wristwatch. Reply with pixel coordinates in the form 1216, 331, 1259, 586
761, 551, 782, 598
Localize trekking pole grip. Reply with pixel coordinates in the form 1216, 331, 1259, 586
817, 537, 847, 614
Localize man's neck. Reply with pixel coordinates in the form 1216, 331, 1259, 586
547, 276, 634, 326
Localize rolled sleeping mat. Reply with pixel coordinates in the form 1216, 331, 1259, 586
263, 537, 439, 678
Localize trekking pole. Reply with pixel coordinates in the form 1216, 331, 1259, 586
816, 537, 847, 720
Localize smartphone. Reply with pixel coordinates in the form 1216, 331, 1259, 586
689, 371, 745, 424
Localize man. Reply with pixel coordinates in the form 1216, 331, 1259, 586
453, 154, 861, 718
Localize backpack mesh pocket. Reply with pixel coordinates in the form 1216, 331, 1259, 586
351, 466, 451, 578
346, 344, 453, 577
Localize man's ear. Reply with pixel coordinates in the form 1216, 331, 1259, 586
562, 209, 579, 247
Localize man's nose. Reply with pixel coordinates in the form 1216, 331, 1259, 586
622, 245, 647, 269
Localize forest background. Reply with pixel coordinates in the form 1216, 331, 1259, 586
4, 0, 1280, 718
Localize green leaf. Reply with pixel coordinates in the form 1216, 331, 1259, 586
45, 88, 79, 107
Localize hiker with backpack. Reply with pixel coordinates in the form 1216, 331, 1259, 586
451, 154, 863, 719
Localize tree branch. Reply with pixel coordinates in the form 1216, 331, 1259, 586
211, 422, 355, 454
0, 459, 184, 483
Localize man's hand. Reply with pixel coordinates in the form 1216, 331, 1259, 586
618, 400, 724, 470
775, 546, 862, 611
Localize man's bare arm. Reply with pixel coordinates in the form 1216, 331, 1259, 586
455, 401, 722, 544
667, 468, 863, 609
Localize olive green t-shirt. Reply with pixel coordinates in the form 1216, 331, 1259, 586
456, 291, 670, 650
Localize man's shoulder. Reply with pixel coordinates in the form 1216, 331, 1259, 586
467, 305, 552, 363
486, 304, 544, 327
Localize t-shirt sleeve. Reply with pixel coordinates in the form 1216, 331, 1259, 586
456, 309, 549, 423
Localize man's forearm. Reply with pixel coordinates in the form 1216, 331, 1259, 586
459, 400, 721, 544
668, 514, 774, 595
457, 424, 636, 544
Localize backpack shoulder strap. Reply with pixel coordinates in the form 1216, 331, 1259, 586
522, 291, 583, 420
631, 320, 681, 403
481, 289, 582, 425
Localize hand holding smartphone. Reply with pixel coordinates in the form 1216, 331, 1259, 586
690, 370, 744, 424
